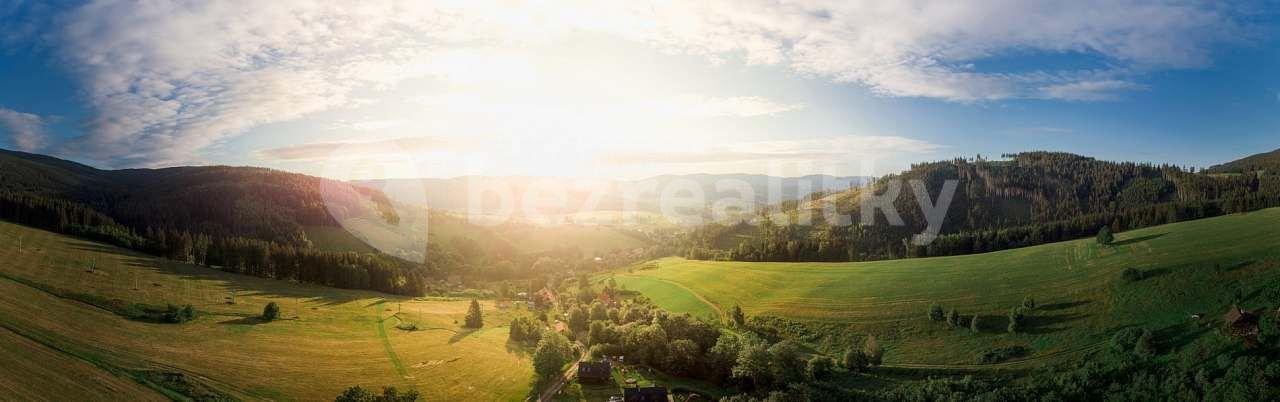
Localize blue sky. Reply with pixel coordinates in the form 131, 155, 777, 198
1, 1, 1279, 179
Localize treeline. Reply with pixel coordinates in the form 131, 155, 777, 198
0, 190, 428, 296
678, 152, 1280, 262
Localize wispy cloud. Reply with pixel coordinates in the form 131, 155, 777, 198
0, 107, 46, 152
600, 136, 944, 165
43, 0, 1248, 166
257, 137, 453, 161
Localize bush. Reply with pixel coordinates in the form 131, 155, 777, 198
976, 346, 1030, 364
1111, 327, 1155, 356
928, 303, 945, 321
1122, 268, 1145, 282
806, 356, 835, 380
843, 349, 868, 372
335, 385, 419, 402
1022, 296, 1036, 310
262, 302, 280, 321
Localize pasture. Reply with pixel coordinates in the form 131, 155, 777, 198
0, 221, 535, 401
611, 208, 1280, 365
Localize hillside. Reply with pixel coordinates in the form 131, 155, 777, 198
0, 148, 383, 246
614, 207, 1280, 366
355, 174, 867, 222
1207, 148, 1280, 175
681, 152, 1280, 262
0, 220, 535, 400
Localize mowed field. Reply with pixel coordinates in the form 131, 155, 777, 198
614, 208, 1280, 365
0, 221, 534, 401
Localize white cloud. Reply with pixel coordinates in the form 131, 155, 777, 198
47, 0, 1245, 166
257, 136, 454, 161
600, 136, 943, 165
0, 107, 46, 152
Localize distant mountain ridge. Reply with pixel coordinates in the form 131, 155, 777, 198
352, 174, 869, 217
1207, 148, 1280, 174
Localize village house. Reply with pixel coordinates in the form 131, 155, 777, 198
576, 360, 611, 383
1223, 305, 1261, 342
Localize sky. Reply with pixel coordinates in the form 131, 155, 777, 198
1, 0, 1279, 180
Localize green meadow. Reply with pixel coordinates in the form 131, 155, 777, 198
0, 221, 534, 401
612, 208, 1280, 366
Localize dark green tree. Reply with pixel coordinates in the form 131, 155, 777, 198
842, 348, 868, 372
805, 355, 835, 380
532, 332, 572, 380
731, 305, 746, 327
464, 299, 484, 328
1097, 225, 1114, 245
262, 302, 280, 322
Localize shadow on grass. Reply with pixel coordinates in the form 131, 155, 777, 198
1111, 233, 1167, 246
217, 316, 269, 325
449, 327, 479, 344
1023, 312, 1090, 334
1040, 300, 1091, 311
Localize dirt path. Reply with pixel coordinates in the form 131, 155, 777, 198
372, 304, 410, 381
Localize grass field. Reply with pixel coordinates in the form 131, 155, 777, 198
0, 221, 535, 401
612, 208, 1280, 366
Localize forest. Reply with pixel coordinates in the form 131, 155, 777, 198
676, 152, 1280, 262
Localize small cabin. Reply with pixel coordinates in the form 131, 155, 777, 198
577, 360, 611, 383
623, 386, 670, 402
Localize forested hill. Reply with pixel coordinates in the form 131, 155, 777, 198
0, 148, 386, 245
0, 148, 433, 295
1207, 148, 1280, 175
679, 151, 1280, 262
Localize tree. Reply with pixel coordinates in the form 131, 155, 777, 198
1096, 226, 1114, 245
533, 332, 572, 380
768, 340, 805, 384
262, 302, 280, 321
928, 302, 945, 321
946, 309, 960, 328
842, 348, 868, 372
732, 341, 773, 388
335, 385, 420, 402
806, 356, 835, 380
567, 305, 588, 331
464, 299, 484, 328
589, 301, 608, 321
731, 305, 746, 327
970, 314, 981, 333
863, 335, 883, 366
587, 321, 608, 346
664, 339, 700, 376
1022, 296, 1036, 310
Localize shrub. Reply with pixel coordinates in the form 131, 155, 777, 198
928, 303, 945, 321
806, 356, 835, 380
1022, 296, 1036, 310
1097, 226, 1114, 245
946, 309, 960, 328
843, 349, 868, 372
262, 302, 280, 321
1122, 268, 1145, 282
976, 346, 1030, 364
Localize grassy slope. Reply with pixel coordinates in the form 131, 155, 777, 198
615, 208, 1280, 365
0, 221, 534, 401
